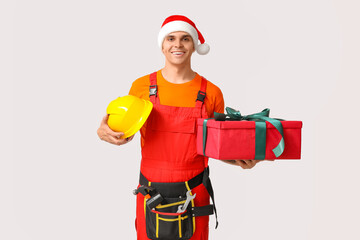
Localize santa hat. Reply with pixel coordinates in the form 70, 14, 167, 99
158, 15, 210, 55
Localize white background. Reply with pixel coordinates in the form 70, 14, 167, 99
2, 0, 360, 239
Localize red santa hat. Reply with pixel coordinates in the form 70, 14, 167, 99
158, 15, 210, 55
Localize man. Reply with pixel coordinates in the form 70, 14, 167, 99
97, 15, 260, 240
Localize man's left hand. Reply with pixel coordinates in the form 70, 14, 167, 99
224, 160, 262, 169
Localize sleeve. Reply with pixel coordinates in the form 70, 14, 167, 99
214, 88, 225, 114
129, 80, 141, 97
128, 75, 150, 100
206, 84, 225, 118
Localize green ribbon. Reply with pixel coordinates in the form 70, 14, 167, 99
202, 107, 285, 160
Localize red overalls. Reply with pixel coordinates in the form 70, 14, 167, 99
135, 72, 214, 240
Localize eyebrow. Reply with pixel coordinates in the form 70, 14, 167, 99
166, 34, 191, 38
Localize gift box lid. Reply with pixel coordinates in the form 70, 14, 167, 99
197, 119, 302, 129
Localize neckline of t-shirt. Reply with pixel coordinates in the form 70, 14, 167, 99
158, 70, 200, 86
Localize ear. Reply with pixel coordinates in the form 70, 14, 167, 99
161, 40, 166, 53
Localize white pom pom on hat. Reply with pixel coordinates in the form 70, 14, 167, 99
196, 42, 210, 55
158, 15, 210, 55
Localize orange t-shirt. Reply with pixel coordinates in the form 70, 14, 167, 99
129, 70, 225, 146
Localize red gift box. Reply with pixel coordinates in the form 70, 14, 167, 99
197, 119, 302, 160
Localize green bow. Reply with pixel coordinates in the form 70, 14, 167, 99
202, 107, 285, 160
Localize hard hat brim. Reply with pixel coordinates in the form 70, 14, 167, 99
122, 99, 153, 139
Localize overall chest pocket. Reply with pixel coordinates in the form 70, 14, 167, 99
150, 107, 197, 134
145, 197, 194, 240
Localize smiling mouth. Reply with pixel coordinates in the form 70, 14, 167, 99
171, 51, 185, 56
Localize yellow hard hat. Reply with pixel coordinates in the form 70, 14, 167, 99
106, 95, 153, 138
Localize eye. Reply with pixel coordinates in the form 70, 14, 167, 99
167, 37, 174, 41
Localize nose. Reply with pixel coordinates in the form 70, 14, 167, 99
174, 39, 183, 48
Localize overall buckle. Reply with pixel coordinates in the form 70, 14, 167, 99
149, 85, 158, 97
196, 91, 206, 102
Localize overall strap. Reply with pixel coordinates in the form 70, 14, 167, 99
149, 72, 159, 104
195, 77, 207, 108
195, 77, 208, 119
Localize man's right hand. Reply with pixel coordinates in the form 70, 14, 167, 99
97, 114, 134, 145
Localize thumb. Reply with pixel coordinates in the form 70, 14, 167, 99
115, 132, 125, 139
102, 114, 109, 123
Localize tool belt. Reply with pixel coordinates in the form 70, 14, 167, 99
134, 167, 218, 240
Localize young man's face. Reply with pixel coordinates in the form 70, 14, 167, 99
161, 31, 195, 66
